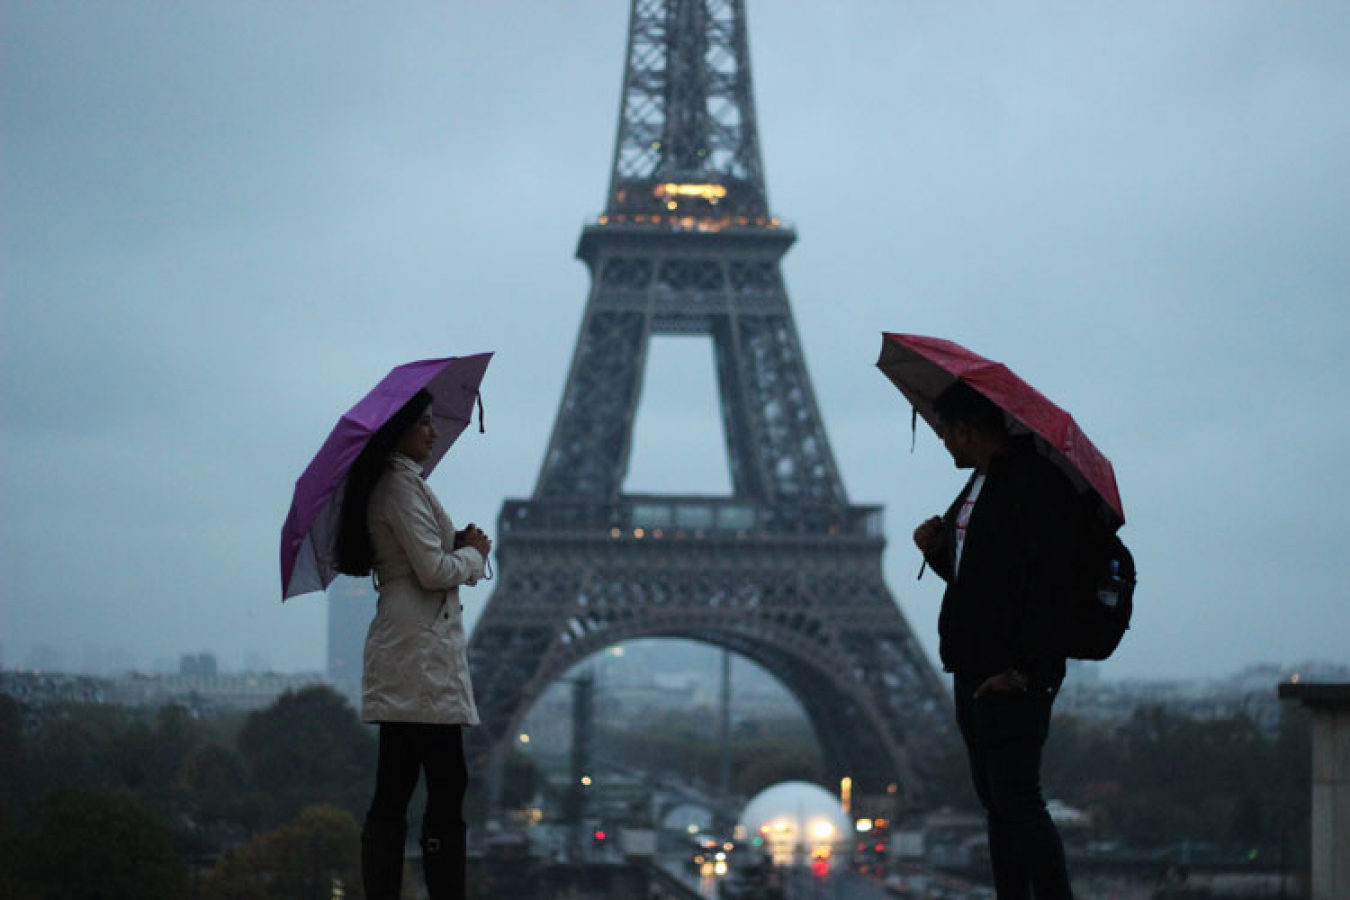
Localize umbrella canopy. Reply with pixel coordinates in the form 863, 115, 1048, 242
877, 333, 1124, 528
280, 353, 493, 600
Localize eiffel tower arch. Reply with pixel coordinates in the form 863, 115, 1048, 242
468, 0, 950, 811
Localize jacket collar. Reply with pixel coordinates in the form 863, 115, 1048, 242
387, 452, 425, 477
985, 435, 1037, 478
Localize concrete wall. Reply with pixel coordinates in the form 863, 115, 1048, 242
1280, 682, 1350, 900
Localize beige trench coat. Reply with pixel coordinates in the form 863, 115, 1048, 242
361, 453, 484, 725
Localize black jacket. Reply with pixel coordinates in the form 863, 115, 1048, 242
925, 438, 1078, 686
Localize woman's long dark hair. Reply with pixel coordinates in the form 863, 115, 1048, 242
335, 389, 433, 576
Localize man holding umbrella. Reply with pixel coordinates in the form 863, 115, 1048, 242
881, 330, 1129, 898
912, 379, 1078, 899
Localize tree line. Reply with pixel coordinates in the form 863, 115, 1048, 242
1044, 705, 1311, 863
595, 700, 1312, 865
0, 686, 375, 899
0, 683, 1314, 897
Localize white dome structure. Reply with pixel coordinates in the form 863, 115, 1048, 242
738, 781, 853, 872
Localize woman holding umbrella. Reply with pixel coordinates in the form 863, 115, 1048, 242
335, 388, 490, 900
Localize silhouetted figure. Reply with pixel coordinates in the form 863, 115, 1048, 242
913, 382, 1076, 899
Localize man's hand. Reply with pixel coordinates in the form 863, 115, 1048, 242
973, 669, 1028, 697
913, 516, 945, 555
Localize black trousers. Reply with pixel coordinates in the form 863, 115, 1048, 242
954, 675, 1072, 900
367, 722, 467, 834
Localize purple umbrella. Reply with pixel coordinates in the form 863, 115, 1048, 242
280, 353, 493, 600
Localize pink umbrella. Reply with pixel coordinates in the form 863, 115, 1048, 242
877, 333, 1124, 528
280, 353, 493, 600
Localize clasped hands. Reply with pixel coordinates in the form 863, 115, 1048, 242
454, 523, 492, 558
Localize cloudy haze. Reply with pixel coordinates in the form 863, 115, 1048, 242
2, 2, 1346, 680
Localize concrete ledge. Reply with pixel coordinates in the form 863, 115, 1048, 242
1278, 681, 1350, 900
1278, 681, 1350, 710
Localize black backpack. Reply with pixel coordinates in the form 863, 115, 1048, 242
1064, 502, 1136, 660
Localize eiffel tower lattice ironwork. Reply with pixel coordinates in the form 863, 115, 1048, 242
469, 0, 950, 809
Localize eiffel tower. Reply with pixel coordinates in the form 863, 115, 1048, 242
468, 0, 949, 812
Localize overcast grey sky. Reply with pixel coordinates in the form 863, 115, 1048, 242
2, 2, 1346, 680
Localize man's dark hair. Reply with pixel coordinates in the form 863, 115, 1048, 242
933, 381, 1007, 437
335, 389, 434, 576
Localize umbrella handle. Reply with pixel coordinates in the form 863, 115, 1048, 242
910, 407, 918, 453
475, 390, 486, 433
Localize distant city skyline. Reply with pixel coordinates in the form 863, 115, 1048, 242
5, 634, 1343, 694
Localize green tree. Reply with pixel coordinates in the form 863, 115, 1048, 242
9, 788, 186, 900
733, 738, 826, 798
179, 741, 249, 808
237, 686, 375, 826
501, 747, 540, 809
202, 804, 363, 900
0, 797, 22, 900
0, 695, 22, 799
593, 711, 831, 799
1041, 705, 1311, 865
19, 704, 130, 799
173, 740, 255, 856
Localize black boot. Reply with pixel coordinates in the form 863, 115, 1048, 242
361, 818, 406, 900
420, 826, 466, 900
